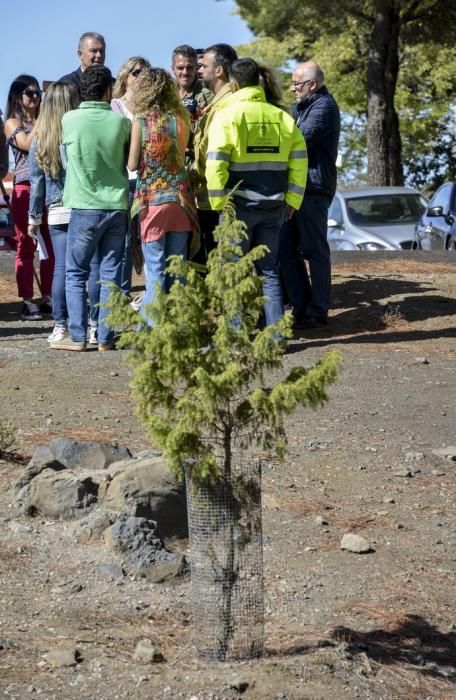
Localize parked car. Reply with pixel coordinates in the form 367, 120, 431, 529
0, 193, 15, 252
327, 187, 428, 251
415, 182, 456, 251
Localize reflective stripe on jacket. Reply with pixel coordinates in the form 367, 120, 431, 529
205, 86, 308, 211
191, 83, 233, 209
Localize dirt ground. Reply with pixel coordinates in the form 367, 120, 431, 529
0, 252, 455, 700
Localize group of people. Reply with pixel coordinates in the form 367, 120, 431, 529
1, 31, 340, 351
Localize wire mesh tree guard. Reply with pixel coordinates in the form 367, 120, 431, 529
186, 457, 264, 661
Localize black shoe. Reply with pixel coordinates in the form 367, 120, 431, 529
293, 316, 328, 330
39, 302, 53, 315
21, 301, 43, 321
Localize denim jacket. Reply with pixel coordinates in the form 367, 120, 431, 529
28, 139, 66, 223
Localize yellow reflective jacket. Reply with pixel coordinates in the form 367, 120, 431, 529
206, 86, 307, 211
191, 83, 233, 210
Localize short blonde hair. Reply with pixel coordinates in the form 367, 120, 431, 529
113, 56, 152, 98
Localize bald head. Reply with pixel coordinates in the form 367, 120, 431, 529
296, 61, 324, 85
291, 61, 325, 102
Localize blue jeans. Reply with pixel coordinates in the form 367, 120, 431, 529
120, 179, 136, 295
120, 228, 133, 295
279, 193, 331, 321
87, 248, 100, 326
49, 224, 103, 329
235, 202, 285, 326
49, 224, 68, 327
66, 209, 128, 344
141, 231, 189, 327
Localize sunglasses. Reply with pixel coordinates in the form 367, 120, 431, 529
130, 68, 142, 77
290, 80, 311, 89
23, 89, 41, 98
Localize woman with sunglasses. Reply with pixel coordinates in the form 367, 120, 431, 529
111, 57, 151, 300
4, 75, 54, 321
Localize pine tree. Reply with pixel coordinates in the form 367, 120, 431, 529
107, 204, 341, 659
107, 203, 341, 483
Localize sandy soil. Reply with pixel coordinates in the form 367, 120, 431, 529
0, 252, 455, 699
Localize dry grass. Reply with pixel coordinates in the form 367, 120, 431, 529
14, 426, 146, 460
26, 427, 129, 448
50, 607, 194, 665
330, 592, 456, 699
0, 543, 32, 574
270, 493, 338, 516
379, 303, 408, 329
270, 492, 395, 533
333, 259, 456, 276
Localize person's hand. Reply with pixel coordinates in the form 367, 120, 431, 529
285, 205, 296, 221
27, 224, 38, 241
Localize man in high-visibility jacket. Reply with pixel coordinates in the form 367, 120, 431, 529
192, 43, 238, 264
205, 57, 308, 326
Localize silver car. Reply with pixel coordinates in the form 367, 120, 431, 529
415, 182, 456, 251
327, 187, 428, 251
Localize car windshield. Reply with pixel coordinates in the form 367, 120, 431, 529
345, 194, 427, 225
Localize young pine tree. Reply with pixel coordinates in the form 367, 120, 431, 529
107, 202, 341, 483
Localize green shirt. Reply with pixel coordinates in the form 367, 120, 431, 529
62, 101, 131, 210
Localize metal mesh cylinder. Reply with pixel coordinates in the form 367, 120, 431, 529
186, 457, 264, 661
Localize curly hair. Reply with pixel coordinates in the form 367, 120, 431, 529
131, 67, 187, 121
6, 74, 41, 122
112, 56, 152, 99
35, 82, 79, 178
80, 64, 113, 101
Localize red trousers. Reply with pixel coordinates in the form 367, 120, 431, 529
11, 182, 54, 299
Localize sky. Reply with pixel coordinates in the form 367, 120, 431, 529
0, 0, 253, 115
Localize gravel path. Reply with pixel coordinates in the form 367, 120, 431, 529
0, 252, 455, 699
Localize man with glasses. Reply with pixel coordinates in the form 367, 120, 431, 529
279, 61, 340, 330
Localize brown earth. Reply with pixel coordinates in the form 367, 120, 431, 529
0, 252, 455, 699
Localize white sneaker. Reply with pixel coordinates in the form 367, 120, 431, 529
47, 326, 66, 343
88, 326, 98, 345
130, 292, 144, 312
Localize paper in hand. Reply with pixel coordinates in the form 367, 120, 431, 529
36, 230, 48, 261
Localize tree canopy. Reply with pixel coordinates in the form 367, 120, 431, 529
231, 0, 456, 191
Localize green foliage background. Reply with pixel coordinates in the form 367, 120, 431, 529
232, 0, 456, 192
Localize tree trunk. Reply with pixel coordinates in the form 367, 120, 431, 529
367, 0, 404, 185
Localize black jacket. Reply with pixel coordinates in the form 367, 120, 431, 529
294, 86, 340, 199
58, 67, 115, 100
58, 67, 83, 98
